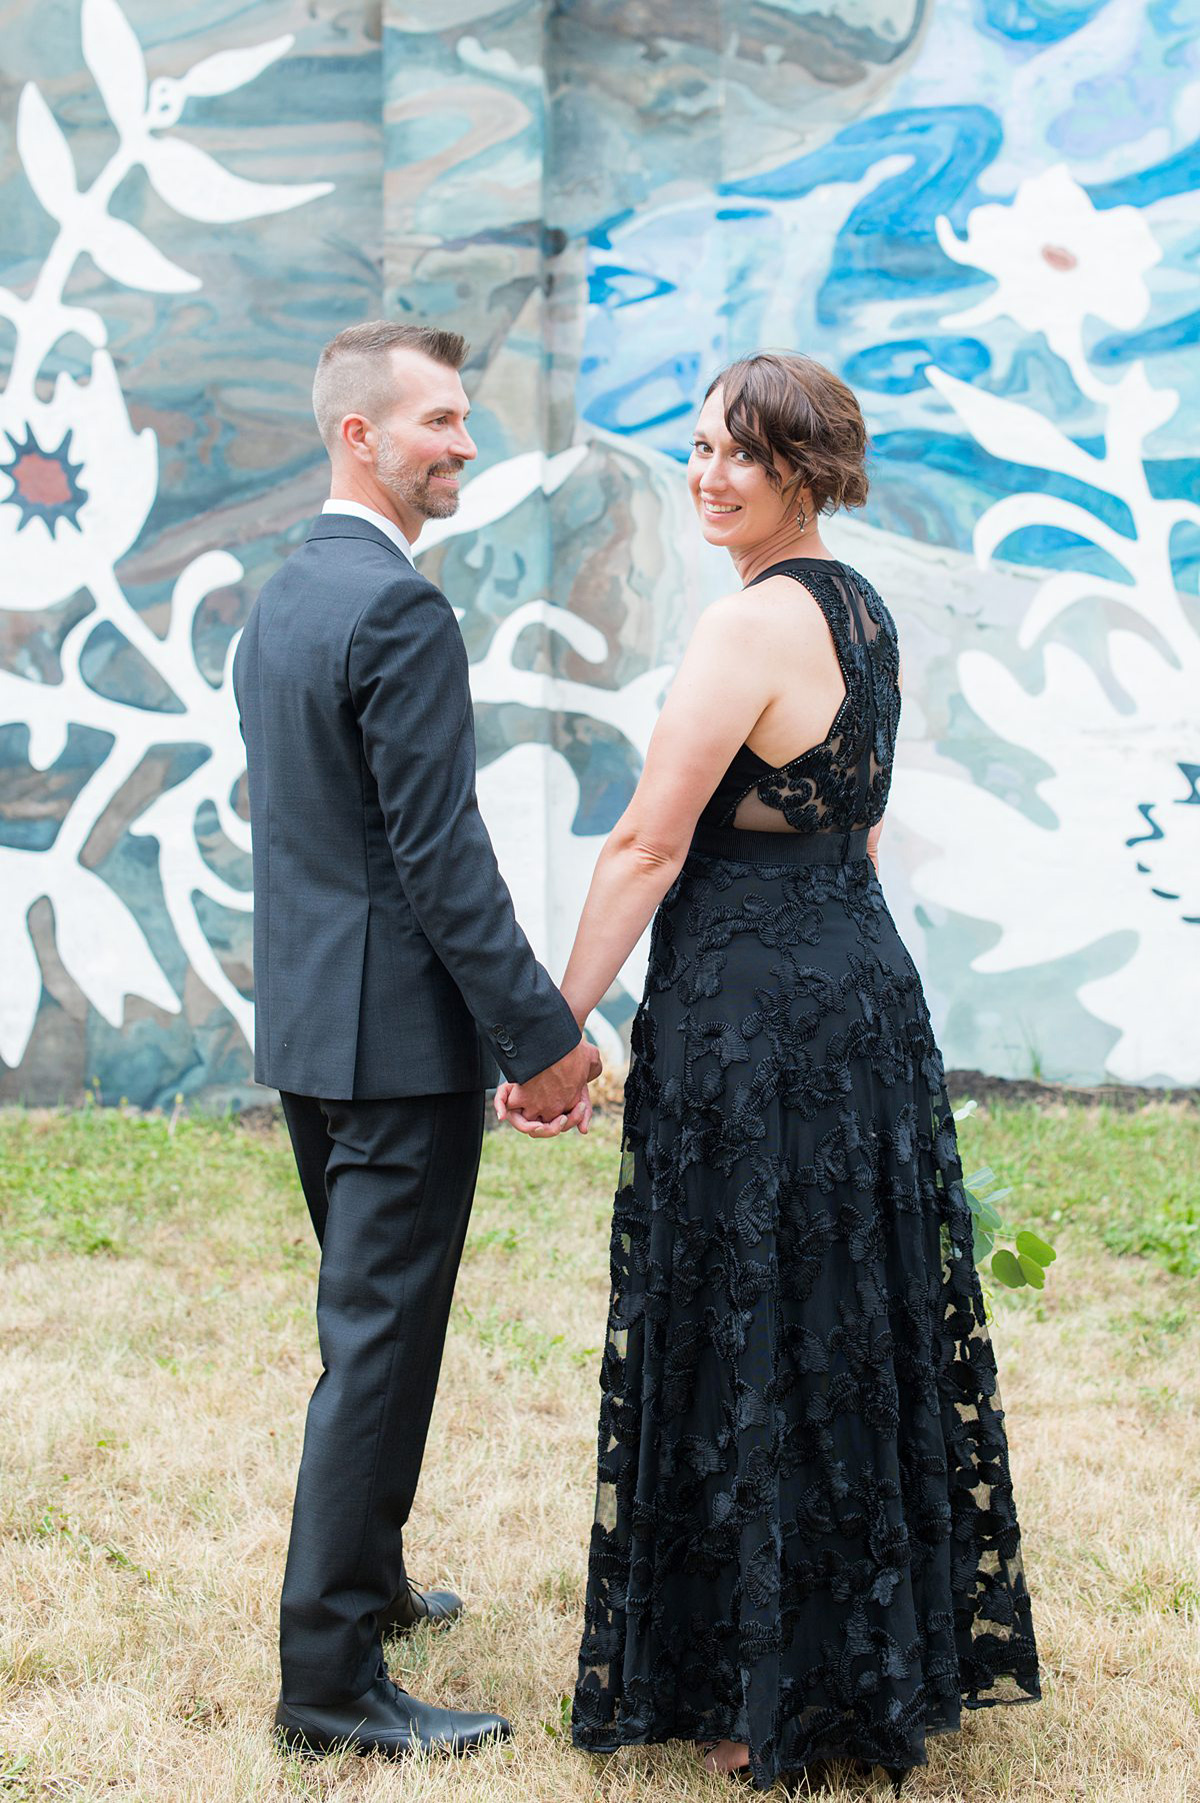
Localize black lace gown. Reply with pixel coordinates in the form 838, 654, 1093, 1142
572, 559, 1040, 1788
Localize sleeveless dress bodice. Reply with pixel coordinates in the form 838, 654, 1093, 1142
696, 557, 902, 842
572, 557, 1040, 1788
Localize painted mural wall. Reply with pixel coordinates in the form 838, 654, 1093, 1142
0, 0, 1196, 1106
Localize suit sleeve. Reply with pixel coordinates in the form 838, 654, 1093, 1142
348, 572, 582, 1084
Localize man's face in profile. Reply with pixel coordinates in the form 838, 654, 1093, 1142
372, 348, 476, 521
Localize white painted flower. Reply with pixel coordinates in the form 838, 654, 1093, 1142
0, 351, 157, 610
888, 629, 1200, 1082
914, 163, 1199, 1084
0, 0, 337, 1085
81, 0, 330, 233
936, 164, 1161, 358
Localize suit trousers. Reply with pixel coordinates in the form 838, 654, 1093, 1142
277, 1088, 485, 1703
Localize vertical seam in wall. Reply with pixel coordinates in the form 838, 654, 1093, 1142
541, 0, 555, 981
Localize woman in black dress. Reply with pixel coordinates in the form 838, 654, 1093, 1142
498, 351, 1040, 1791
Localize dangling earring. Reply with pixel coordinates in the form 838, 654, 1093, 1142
796, 500, 808, 534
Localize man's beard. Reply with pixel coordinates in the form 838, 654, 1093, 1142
375, 429, 462, 520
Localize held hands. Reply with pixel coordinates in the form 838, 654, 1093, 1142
493, 1035, 602, 1138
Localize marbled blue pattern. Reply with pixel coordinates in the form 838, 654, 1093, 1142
0, 0, 1197, 1102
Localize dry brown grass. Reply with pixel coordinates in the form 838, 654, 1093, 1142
0, 1105, 1197, 1802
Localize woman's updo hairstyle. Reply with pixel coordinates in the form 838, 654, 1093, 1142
704, 351, 869, 515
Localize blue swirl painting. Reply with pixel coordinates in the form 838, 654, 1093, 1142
0, 0, 1196, 1103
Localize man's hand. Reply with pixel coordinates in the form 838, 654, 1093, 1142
494, 1036, 601, 1137
494, 1080, 591, 1137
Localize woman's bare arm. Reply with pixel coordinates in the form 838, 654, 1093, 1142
553, 598, 774, 1028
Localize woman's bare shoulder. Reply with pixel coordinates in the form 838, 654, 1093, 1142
732, 571, 837, 644
687, 584, 832, 681
693, 589, 748, 630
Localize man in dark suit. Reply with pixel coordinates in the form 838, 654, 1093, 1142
233, 320, 598, 1759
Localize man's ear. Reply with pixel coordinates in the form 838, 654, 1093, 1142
341, 413, 373, 463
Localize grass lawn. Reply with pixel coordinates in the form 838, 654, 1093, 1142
0, 1099, 1197, 1801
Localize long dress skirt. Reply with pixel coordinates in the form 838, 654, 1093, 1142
571, 826, 1041, 1789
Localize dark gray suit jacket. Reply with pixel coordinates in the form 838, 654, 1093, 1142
232, 513, 581, 1099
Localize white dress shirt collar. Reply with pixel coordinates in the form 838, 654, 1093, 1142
321, 499, 414, 564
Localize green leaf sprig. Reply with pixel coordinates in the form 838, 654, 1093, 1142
953, 1100, 1058, 1292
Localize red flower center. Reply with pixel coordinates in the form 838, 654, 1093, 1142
12, 450, 73, 507
1041, 245, 1078, 272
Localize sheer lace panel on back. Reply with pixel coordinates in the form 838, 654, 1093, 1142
699, 560, 900, 839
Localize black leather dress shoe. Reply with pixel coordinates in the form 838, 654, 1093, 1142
274, 1676, 510, 1758
380, 1580, 463, 1634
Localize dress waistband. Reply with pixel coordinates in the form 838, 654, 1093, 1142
688, 825, 870, 866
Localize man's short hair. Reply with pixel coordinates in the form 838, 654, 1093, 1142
311, 321, 469, 453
